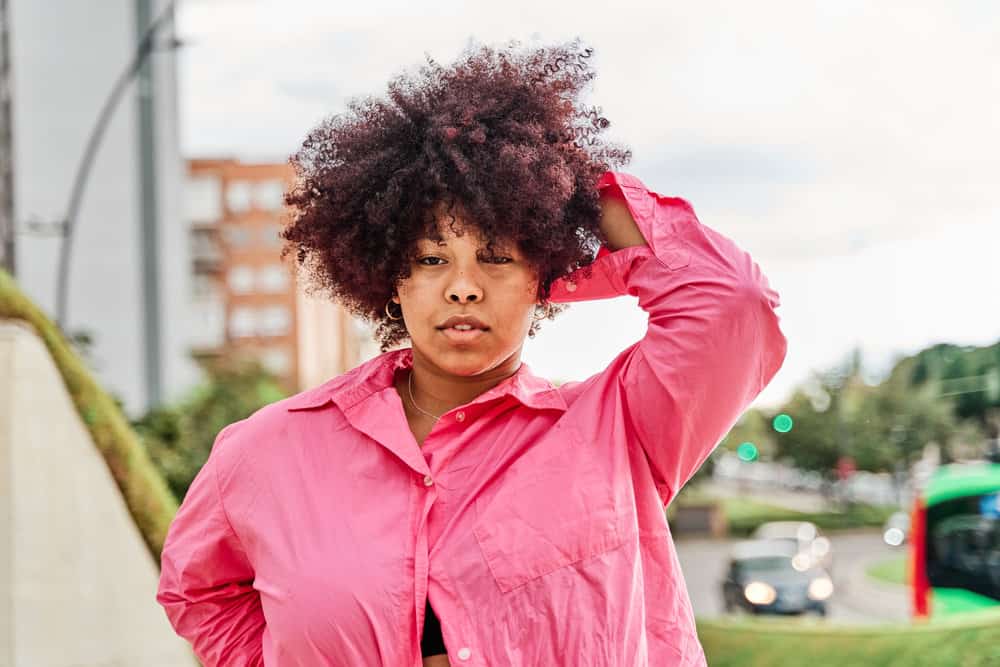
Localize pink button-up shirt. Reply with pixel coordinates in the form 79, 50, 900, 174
157, 171, 787, 666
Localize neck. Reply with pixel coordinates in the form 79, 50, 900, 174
406, 348, 523, 417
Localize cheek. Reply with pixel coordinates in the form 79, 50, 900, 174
396, 277, 430, 308
395, 281, 429, 327
501, 281, 541, 330
519, 268, 540, 300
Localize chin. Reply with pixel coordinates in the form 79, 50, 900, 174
430, 350, 501, 377
416, 336, 519, 377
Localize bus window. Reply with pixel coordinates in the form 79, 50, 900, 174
926, 493, 1000, 601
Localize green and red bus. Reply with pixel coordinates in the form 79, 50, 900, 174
911, 460, 1000, 618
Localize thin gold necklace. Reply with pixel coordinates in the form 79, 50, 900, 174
408, 371, 442, 421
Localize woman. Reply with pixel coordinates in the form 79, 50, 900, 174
157, 40, 786, 666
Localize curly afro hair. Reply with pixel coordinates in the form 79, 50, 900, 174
282, 38, 631, 351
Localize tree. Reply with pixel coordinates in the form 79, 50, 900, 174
133, 358, 287, 501
773, 383, 842, 473
770, 346, 984, 475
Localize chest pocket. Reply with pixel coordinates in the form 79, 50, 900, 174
471, 423, 628, 593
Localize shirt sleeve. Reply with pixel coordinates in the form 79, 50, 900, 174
550, 171, 788, 505
156, 425, 265, 666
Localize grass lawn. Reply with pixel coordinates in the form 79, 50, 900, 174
867, 555, 908, 586
698, 611, 1000, 667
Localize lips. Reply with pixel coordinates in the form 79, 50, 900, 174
437, 315, 489, 331
437, 315, 489, 345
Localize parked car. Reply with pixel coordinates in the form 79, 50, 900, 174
751, 520, 834, 572
882, 511, 911, 547
721, 540, 833, 616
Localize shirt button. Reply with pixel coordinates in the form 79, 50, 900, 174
457, 647, 471, 660
455, 411, 466, 422
423, 475, 434, 487
565, 281, 577, 292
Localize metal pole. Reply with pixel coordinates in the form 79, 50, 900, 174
0, 0, 15, 276
135, 0, 167, 407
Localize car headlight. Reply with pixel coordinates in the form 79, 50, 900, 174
812, 537, 831, 557
883, 527, 904, 547
791, 553, 812, 572
808, 576, 834, 601
744, 581, 777, 605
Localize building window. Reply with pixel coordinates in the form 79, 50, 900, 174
229, 306, 256, 338
226, 180, 253, 213
258, 265, 290, 293
228, 265, 255, 294
191, 227, 222, 273
254, 180, 286, 211
186, 175, 222, 221
260, 346, 292, 376
261, 222, 284, 247
191, 273, 218, 298
258, 305, 291, 337
222, 224, 251, 248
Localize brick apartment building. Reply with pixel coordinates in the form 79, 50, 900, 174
185, 158, 373, 392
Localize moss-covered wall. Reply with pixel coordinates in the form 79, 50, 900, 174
0, 270, 177, 561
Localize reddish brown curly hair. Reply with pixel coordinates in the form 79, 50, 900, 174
282, 38, 631, 350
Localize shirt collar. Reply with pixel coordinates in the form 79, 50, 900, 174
285, 348, 567, 414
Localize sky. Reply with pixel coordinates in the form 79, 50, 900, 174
176, 0, 1000, 408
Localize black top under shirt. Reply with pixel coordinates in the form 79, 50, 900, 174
421, 599, 447, 657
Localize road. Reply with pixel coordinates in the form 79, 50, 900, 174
675, 529, 910, 623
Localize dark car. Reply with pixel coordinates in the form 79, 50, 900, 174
750, 520, 834, 573
721, 540, 833, 616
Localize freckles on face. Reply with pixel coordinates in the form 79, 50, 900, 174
394, 222, 540, 376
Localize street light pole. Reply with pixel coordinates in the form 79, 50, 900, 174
136, 0, 163, 407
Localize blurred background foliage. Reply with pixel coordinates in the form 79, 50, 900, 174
132, 358, 287, 501
718, 339, 1000, 478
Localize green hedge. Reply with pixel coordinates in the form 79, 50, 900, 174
723, 497, 897, 536
671, 487, 897, 536
698, 611, 1000, 667
867, 555, 908, 586
0, 270, 178, 560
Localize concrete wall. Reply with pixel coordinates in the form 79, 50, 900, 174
0, 321, 192, 666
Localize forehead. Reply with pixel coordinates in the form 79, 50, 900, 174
418, 203, 516, 250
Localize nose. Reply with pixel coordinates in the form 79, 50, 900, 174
445, 270, 484, 305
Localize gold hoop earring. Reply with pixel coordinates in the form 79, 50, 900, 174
385, 299, 403, 321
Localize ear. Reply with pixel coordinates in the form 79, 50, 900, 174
391, 294, 401, 304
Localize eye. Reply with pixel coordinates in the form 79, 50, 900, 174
483, 256, 513, 264
417, 256, 447, 266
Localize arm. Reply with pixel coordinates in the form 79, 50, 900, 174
156, 426, 265, 666
551, 172, 787, 505
598, 189, 647, 251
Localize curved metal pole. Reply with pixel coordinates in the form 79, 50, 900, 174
54, 0, 177, 330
